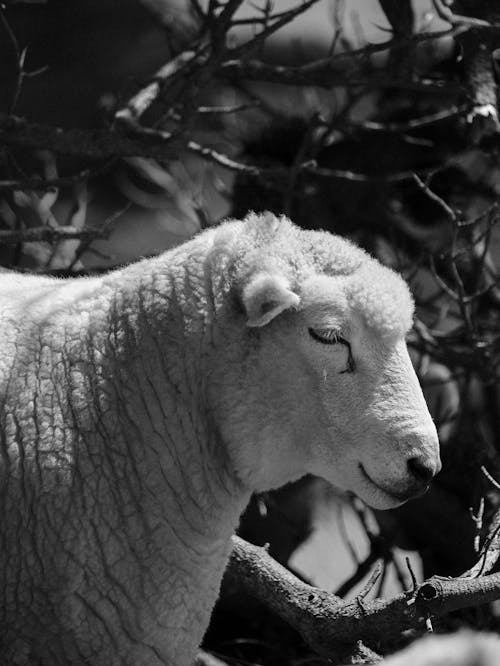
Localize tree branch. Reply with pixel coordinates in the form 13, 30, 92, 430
229, 0, 324, 58
0, 226, 107, 245
0, 115, 178, 161
219, 55, 461, 95
228, 535, 500, 661
115, 50, 202, 126
0, 116, 433, 186
451, 1, 500, 141
111, 24, 462, 134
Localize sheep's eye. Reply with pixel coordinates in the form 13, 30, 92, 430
308, 327, 344, 345
308, 328, 355, 373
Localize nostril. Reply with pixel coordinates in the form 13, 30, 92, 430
407, 457, 436, 484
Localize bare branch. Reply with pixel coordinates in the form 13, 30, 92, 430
0, 116, 435, 185
230, 0, 324, 57
219, 55, 461, 94
432, 0, 491, 28
448, 1, 500, 140
110, 24, 463, 132
114, 51, 203, 126
0, 115, 178, 161
0, 172, 92, 192
228, 536, 500, 660
345, 104, 470, 133
68, 202, 132, 270
412, 173, 458, 222
0, 226, 108, 245
228, 536, 380, 663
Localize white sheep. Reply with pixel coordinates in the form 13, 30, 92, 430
0, 212, 440, 665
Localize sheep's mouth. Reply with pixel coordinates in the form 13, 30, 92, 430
358, 463, 412, 502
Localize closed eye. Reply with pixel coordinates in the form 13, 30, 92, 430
308, 328, 355, 373
308, 328, 343, 345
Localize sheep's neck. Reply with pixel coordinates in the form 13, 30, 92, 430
71, 257, 250, 663
99, 241, 240, 513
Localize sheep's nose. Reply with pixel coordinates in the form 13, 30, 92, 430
407, 455, 441, 485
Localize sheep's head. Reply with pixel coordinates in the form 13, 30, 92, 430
212, 213, 441, 509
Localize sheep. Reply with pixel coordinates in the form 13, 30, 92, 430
0, 212, 440, 665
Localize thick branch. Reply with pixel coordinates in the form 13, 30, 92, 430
229, 535, 500, 660
0, 115, 178, 161
450, 1, 500, 139
416, 572, 500, 614
0, 116, 427, 185
0, 226, 107, 245
228, 536, 380, 662
115, 50, 201, 126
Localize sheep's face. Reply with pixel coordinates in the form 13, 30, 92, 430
226, 257, 441, 510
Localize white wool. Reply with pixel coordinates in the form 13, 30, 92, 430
0, 212, 439, 665
214, 212, 414, 340
384, 631, 500, 666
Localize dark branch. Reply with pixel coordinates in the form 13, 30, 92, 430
229, 536, 500, 659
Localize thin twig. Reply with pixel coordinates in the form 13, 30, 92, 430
412, 173, 458, 222
481, 466, 500, 491
230, 0, 324, 57
405, 557, 418, 593
432, 0, 491, 28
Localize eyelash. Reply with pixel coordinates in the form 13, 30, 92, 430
308, 328, 355, 373
308, 328, 344, 345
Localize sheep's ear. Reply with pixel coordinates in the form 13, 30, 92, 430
242, 273, 300, 327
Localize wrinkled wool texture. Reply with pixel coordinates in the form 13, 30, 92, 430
0, 213, 436, 665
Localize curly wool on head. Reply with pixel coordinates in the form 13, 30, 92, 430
347, 262, 414, 342
223, 211, 363, 280
214, 211, 414, 342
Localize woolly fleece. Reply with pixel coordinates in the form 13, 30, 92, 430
0, 212, 439, 665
